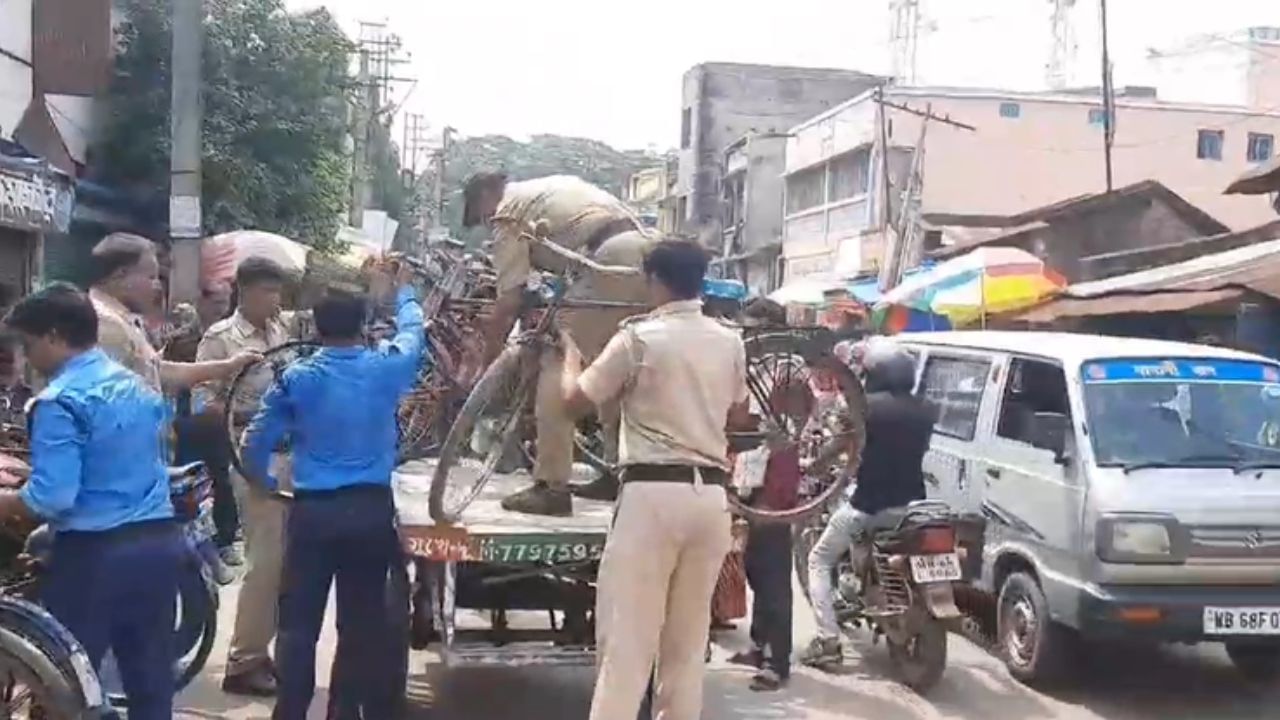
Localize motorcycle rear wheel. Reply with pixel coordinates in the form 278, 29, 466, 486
0, 624, 86, 719
887, 615, 947, 693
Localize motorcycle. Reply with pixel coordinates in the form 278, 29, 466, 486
19, 461, 222, 707
800, 499, 981, 693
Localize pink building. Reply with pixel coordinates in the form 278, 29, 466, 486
781, 83, 1280, 285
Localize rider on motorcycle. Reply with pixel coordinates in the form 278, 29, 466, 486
798, 339, 937, 667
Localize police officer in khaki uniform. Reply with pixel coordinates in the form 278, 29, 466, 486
463, 173, 655, 516
557, 239, 747, 720
193, 257, 301, 696
87, 232, 258, 393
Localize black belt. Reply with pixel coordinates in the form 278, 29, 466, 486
293, 483, 392, 501
582, 218, 638, 254
56, 518, 179, 543
620, 464, 729, 486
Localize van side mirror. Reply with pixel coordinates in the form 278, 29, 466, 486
1029, 411, 1071, 464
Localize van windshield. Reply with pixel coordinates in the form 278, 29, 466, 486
1081, 358, 1280, 470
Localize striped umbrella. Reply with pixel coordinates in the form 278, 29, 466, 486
873, 246, 1066, 330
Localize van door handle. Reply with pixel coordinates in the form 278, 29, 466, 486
986, 468, 1001, 480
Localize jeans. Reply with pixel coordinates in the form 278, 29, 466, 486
273, 486, 403, 720
806, 504, 868, 639
42, 522, 182, 720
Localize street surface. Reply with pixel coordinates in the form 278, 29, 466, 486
175, 581, 1279, 719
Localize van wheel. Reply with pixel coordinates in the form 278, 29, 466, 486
997, 572, 1074, 685
1226, 642, 1280, 682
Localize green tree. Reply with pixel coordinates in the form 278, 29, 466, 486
97, 0, 354, 253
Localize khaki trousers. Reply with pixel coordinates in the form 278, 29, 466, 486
226, 454, 292, 676
534, 230, 652, 487
589, 481, 732, 720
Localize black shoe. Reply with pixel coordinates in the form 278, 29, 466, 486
500, 482, 572, 517
571, 471, 619, 501
222, 666, 277, 697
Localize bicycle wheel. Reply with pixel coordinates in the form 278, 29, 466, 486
726, 328, 866, 524
225, 341, 321, 484
428, 345, 537, 523
225, 341, 448, 478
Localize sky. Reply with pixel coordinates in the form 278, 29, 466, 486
285, 0, 1280, 151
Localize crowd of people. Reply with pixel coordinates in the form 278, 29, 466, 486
0, 170, 933, 720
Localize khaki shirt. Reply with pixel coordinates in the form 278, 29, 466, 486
490, 176, 641, 293
194, 310, 295, 414
90, 288, 163, 392
578, 300, 748, 470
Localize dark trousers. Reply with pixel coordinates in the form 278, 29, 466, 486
744, 522, 793, 679
326, 561, 410, 720
173, 406, 239, 547
42, 522, 182, 720
274, 486, 403, 720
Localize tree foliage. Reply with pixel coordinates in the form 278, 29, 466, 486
96, 0, 354, 253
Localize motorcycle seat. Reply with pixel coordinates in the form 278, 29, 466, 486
168, 462, 205, 481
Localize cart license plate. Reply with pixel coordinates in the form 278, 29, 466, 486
1203, 607, 1280, 635
402, 526, 472, 561
909, 553, 962, 583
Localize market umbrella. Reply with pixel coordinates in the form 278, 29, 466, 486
873, 246, 1066, 331
201, 230, 310, 286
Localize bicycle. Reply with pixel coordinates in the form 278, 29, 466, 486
427, 221, 868, 525
224, 244, 497, 482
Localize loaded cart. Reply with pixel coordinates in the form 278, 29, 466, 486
395, 460, 613, 668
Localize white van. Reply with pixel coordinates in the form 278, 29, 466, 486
897, 331, 1280, 684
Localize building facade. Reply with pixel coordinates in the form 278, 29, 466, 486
781, 83, 1280, 285
673, 62, 881, 250
717, 133, 787, 294
0, 149, 76, 299
623, 165, 669, 230
1150, 26, 1280, 111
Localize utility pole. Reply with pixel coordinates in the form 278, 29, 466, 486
888, 0, 921, 86
350, 21, 414, 228
1047, 0, 1078, 90
432, 126, 453, 237
873, 92, 977, 290
1099, 0, 1116, 192
168, 0, 203, 304
349, 47, 372, 227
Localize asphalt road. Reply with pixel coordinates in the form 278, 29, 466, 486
174, 582, 1279, 720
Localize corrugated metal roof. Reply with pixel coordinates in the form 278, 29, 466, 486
1015, 289, 1243, 322
1067, 237, 1280, 299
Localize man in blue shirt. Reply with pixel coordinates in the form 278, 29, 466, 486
242, 263, 423, 720
0, 283, 181, 720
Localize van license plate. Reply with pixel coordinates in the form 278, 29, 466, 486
909, 553, 962, 583
1203, 607, 1280, 635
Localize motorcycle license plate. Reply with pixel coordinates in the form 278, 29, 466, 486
909, 553, 962, 583
1203, 607, 1280, 635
